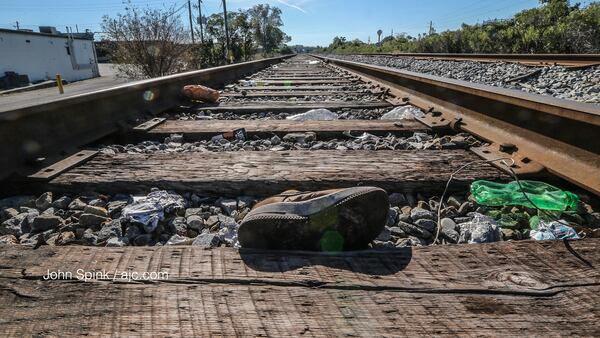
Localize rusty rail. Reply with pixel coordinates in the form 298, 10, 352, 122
0, 55, 293, 181
355, 53, 600, 68
314, 55, 600, 195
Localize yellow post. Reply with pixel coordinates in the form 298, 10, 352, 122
56, 74, 64, 94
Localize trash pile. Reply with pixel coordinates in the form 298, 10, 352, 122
470, 180, 583, 241
372, 180, 597, 249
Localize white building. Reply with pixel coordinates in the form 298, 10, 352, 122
0, 27, 99, 85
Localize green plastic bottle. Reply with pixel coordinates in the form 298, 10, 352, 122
470, 180, 579, 211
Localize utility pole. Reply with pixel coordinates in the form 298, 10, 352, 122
222, 0, 231, 63
197, 0, 204, 43
188, 0, 195, 44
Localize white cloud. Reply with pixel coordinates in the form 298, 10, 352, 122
219, 0, 310, 13
275, 0, 307, 13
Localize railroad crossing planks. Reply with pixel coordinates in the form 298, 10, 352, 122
44, 150, 508, 196
144, 119, 429, 140
1, 239, 599, 336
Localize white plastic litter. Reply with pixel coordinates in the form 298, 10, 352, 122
530, 220, 579, 241
343, 130, 379, 141
286, 108, 338, 121
380, 105, 425, 120
307, 60, 320, 65
458, 213, 502, 244
239, 80, 256, 87
121, 191, 186, 233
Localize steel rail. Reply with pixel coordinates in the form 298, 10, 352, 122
313, 55, 600, 195
0, 55, 294, 181
355, 53, 600, 68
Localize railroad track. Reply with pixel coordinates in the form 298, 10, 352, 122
1, 54, 600, 336
357, 52, 600, 68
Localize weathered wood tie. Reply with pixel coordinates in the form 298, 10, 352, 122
1, 239, 599, 336
42, 150, 508, 196
237, 85, 357, 91
252, 77, 348, 81
141, 119, 429, 140
220, 90, 375, 98
258, 71, 338, 76
239, 79, 354, 85
196, 101, 392, 113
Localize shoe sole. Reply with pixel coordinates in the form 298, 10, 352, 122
238, 187, 389, 251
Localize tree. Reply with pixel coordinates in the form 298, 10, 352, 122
330, 36, 347, 49
204, 12, 228, 61
231, 10, 256, 60
324, 0, 600, 54
248, 4, 290, 54
101, 3, 191, 79
196, 10, 257, 65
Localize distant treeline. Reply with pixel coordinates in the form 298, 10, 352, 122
322, 0, 600, 54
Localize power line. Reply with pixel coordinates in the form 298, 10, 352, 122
1, 0, 188, 35
432, 0, 498, 21
165, 1, 188, 19
434, 0, 526, 26
0, 0, 177, 10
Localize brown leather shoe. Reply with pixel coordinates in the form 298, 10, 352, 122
238, 186, 389, 251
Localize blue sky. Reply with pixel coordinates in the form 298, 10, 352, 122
0, 0, 596, 46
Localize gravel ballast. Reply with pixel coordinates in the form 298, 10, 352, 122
1, 190, 598, 249
99, 132, 482, 154
326, 54, 600, 104
174, 107, 391, 120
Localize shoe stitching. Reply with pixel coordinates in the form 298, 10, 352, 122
332, 189, 381, 208
244, 189, 382, 223
242, 213, 307, 222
